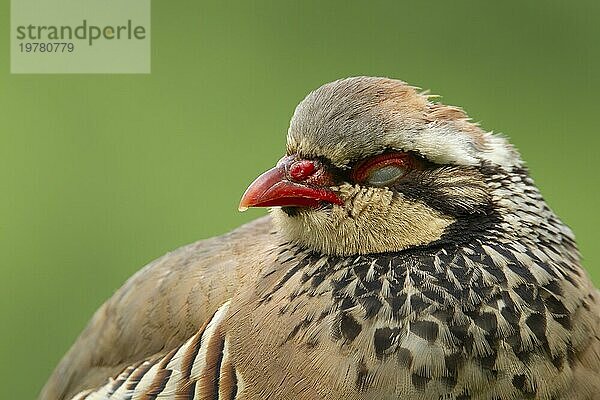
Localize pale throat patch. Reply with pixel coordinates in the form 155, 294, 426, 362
271, 184, 455, 256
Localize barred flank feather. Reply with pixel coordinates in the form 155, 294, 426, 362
71, 302, 238, 400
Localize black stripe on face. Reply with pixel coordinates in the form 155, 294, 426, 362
392, 168, 490, 217
388, 165, 505, 247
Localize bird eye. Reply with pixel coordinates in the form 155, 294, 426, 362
351, 152, 415, 187
365, 164, 407, 186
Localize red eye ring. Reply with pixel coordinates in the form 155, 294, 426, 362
351, 152, 415, 183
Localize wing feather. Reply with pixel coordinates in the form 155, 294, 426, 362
40, 217, 271, 400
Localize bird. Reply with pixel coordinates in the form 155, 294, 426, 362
40, 76, 600, 400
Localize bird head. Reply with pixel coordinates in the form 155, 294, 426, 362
239, 77, 522, 256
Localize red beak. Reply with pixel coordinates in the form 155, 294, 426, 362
239, 158, 343, 211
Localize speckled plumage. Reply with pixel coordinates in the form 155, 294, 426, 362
41, 77, 600, 400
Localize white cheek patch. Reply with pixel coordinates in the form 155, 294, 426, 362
398, 123, 519, 168
400, 123, 479, 166
479, 132, 519, 167
288, 121, 520, 169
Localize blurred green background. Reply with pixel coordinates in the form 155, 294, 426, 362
1, 1, 599, 398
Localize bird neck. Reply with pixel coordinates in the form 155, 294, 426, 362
266, 172, 581, 319
483, 165, 577, 249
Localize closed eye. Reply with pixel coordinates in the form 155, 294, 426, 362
350, 151, 421, 187
365, 164, 407, 186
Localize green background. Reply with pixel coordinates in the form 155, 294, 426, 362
1, 1, 599, 398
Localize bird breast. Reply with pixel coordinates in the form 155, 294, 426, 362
226, 237, 599, 399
